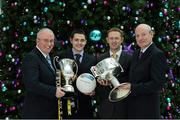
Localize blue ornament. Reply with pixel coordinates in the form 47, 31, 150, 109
89, 29, 101, 41
158, 37, 162, 42
30, 31, 34, 35
159, 12, 163, 17
23, 36, 28, 42
50, 0, 55, 2
23, 21, 27, 26
65, 40, 68, 44
2, 84, 7, 92
44, 7, 48, 12
167, 98, 171, 103
1, 14, 5, 18
6, 26, 10, 30
59, 2, 63, 6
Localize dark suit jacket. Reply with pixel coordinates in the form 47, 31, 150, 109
96, 50, 132, 118
21, 47, 57, 119
57, 48, 96, 119
127, 43, 167, 118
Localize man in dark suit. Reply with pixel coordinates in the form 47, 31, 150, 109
124, 23, 168, 118
57, 29, 96, 119
21, 28, 65, 119
96, 28, 132, 118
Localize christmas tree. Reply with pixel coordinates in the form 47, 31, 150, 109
0, 0, 179, 119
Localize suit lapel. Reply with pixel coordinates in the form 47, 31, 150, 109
118, 51, 126, 65
132, 43, 155, 69
131, 50, 140, 69
67, 49, 75, 59
81, 53, 86, 65
103, 52, 110, 60
33, 48, 55, 75
140, 43, 155, 61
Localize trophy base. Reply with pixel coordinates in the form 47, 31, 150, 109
64, 91, 76, 98
109, 83, 131, 102
63, 85, 74, 92
63, 85, 75, 98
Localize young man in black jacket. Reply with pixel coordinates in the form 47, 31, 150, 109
57, 29, 96, 119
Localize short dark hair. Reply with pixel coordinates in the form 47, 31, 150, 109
70, 29, 86, 39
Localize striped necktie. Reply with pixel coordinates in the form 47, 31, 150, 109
75, 54, 81, 65
139, 51, 143, 59
46, 55, 55, 71
111, 53, 118, 61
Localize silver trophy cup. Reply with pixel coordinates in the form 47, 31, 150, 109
53, 56, 78, 93
90, 58, 131, 102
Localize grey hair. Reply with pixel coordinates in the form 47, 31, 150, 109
136, 23, 155, 35
36, 28, 55, 39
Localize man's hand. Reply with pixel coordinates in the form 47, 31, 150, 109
84, 90, 95, 96
120, 82, 131, 90
97, 78, 111, 86
55, 87, 65, 98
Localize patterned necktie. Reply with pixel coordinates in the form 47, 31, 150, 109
139, 51, 143, 59
111, 53, 118, 61
75, 54, 81, 65
46, 55, 55, 71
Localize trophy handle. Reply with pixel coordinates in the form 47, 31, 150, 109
54, 63, 62, 120
53, 56, 60, 70
90, 66, 99, 78
118, 62, 124, 73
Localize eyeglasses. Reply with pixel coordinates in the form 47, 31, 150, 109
37, 38, 54, 43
